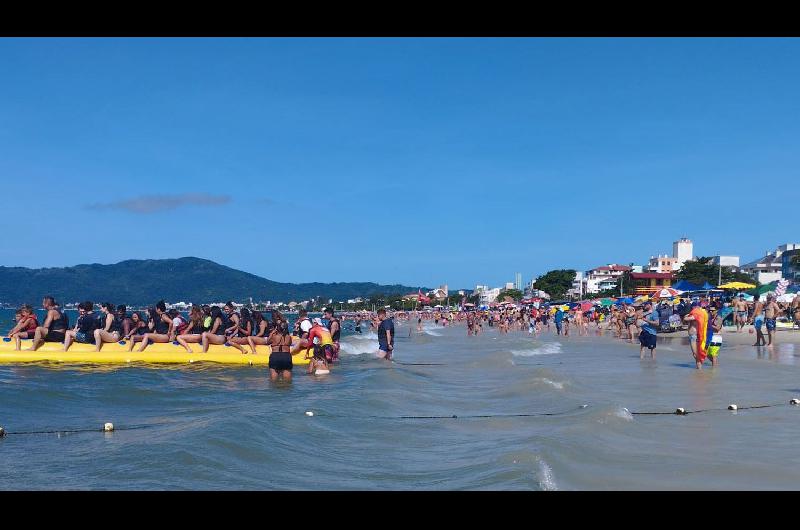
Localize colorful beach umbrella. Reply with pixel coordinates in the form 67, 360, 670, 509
776, 279, 790, 297
651, 288, 683, 300
600, 298, 615, 307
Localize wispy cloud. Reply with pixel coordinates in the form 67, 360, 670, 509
86, 193, 231, 214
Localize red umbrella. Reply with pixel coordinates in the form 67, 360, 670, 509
651, 287, 682, 300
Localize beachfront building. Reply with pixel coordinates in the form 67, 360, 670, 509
584, 264, 631, 294
710, 255, 740, 272
427, 285, 449, 300
782, 249, 800, 282
673, 238, 693, 269
567, 272, 585, 299
629, 272, 675, 296
647, 238, 694, 273
648, 255, 679, 273
476, 286, 501, 304
741, 244, 800, 284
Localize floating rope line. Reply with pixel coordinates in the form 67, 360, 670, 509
628, 399, 799, 416
304, 404, 589, 421
0, 422, 154, 437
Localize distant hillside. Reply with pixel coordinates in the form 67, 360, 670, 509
0, 257, 427, 306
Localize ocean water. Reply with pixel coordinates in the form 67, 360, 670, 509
3, 313, 800, 490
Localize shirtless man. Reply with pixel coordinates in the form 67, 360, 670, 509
750, 294, 766, 347
733, 294, 748, 333
764, 294, 781, 347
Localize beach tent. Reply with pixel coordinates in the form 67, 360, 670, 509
672, 279, 701, 292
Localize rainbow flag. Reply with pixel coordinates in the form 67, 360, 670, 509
690, 307, 709, 362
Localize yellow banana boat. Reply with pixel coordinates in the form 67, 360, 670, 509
0, 337, 312, 366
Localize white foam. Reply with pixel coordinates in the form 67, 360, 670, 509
338, 341, 377, 356
615, 407, 634, 421
536, 458, 558, 491
511, 343, 562, 357
348, 332, 379, 342
534, 377, 565, 390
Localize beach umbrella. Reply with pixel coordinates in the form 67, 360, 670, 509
749, 282, 777, 296
634, 295, 650, 303
717, 281, 756, 290
787, 284, 800, 294
651, 288, 683, 300
776, 278, 790, 297
580, 302, 593, 312
600, 298, 615, 307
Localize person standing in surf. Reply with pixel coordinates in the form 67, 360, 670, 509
376, 308, 394, 360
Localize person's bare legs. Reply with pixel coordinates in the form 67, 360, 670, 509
202, 332, 226, 353
93, 329, 119, 352
176, 334, 201, 353
26, 326, 48, 351
246, 336, 268, 355
63, 330, 76, 352
227, 337, 249, 353
138, 333, 170, 352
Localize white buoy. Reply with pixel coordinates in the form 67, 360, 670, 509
305, 411, 314, 417
104, 422, 114, 432
728, 404, 738, 411
0, 426, 5, 437
791, 398, 800, 406
675, 408, 687, 415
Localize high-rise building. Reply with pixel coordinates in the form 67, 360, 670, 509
515, 273, 522, 291
673, 238, 693, 269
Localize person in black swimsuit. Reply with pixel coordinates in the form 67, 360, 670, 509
137, 300, 173, 352
93, 302, 122, 352
26, 296, 69, 351
268, 320, 294, 381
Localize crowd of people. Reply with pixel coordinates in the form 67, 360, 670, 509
5, 297, 400, 380
7, 291, 799, 375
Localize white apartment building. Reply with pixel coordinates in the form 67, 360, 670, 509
741, 244, 800, 284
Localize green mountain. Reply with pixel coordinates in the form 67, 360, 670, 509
0, 257, 427, 306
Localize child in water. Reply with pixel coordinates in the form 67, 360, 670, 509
307, 347, 330, 376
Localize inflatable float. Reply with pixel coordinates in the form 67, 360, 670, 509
0, 337, 312, 366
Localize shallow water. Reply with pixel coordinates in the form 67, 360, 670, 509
3, 315, 800, 490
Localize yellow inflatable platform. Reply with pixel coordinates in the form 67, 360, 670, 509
0, 338, 311, 366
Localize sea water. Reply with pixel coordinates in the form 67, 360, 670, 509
2, 311, 800, 490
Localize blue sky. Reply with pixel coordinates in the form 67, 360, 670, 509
1, 38, 798, 288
